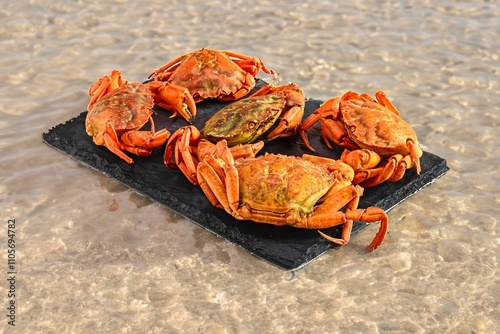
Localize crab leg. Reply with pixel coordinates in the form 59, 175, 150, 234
164, 126, 200, 168
374, 91, 400, 116
145, 128, 170, 149
346, 207, 388, 251
197, 155, 230, 210
164, 126, 202, 184
197, 140, 264, 215
265, 105, 302, 139
407, 140, 422, 174
299, 97, 358, 152
227, 142, 264, 161
197, 142, 242, 212
316, 206, 388, 252
87, 70, 127, 110
341, 149, 381, 170
148, 54, 185, 80
120, 128, 170, 157
340, 149, 391, 186
341, 147, 421, 187
196, 139, 264, 163
308, 184, 388, 251
87, 77, 111, 110
120, 116, 168, 148
198, 140, 240, 213
148, 81, 196, 123
96, 122, 134, 164
306, 184, 361, 228
224, 51, 277, 76
266, 90, 305, 140
357, 155, 403, 187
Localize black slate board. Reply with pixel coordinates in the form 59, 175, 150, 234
42, 81, 449, 270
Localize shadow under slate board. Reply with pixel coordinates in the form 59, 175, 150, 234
42, 80, 449, 270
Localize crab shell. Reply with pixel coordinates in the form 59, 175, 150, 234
236, 154, 338, 221
202, 83, 305, 146
86, 82, 154, 137
340, 91, 421, 159
202, 94, 283, 146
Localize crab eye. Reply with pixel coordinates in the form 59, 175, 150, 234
247, 121, 258, 130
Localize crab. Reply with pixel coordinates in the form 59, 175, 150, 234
299, 90, 423, 187
148, 48, 278, 122
85, 82, 170, 164
196, 140, 389, 251
88, 69, 196, 124
164, 83, 306, 184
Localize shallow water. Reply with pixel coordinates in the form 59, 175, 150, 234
1, 0, 499, 333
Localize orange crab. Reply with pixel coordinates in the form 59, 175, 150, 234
300, 91, 423, 187
148, 48, 278, 122
85, 82, 170, 164
88, 69, 196, 124
164, 83, 305, 184
197, 140, 389, 251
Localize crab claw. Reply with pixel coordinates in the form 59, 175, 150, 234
148, 81, 196, 124
87, 69, 127, 110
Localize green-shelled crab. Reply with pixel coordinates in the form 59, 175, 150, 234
164, 83, 306, 184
